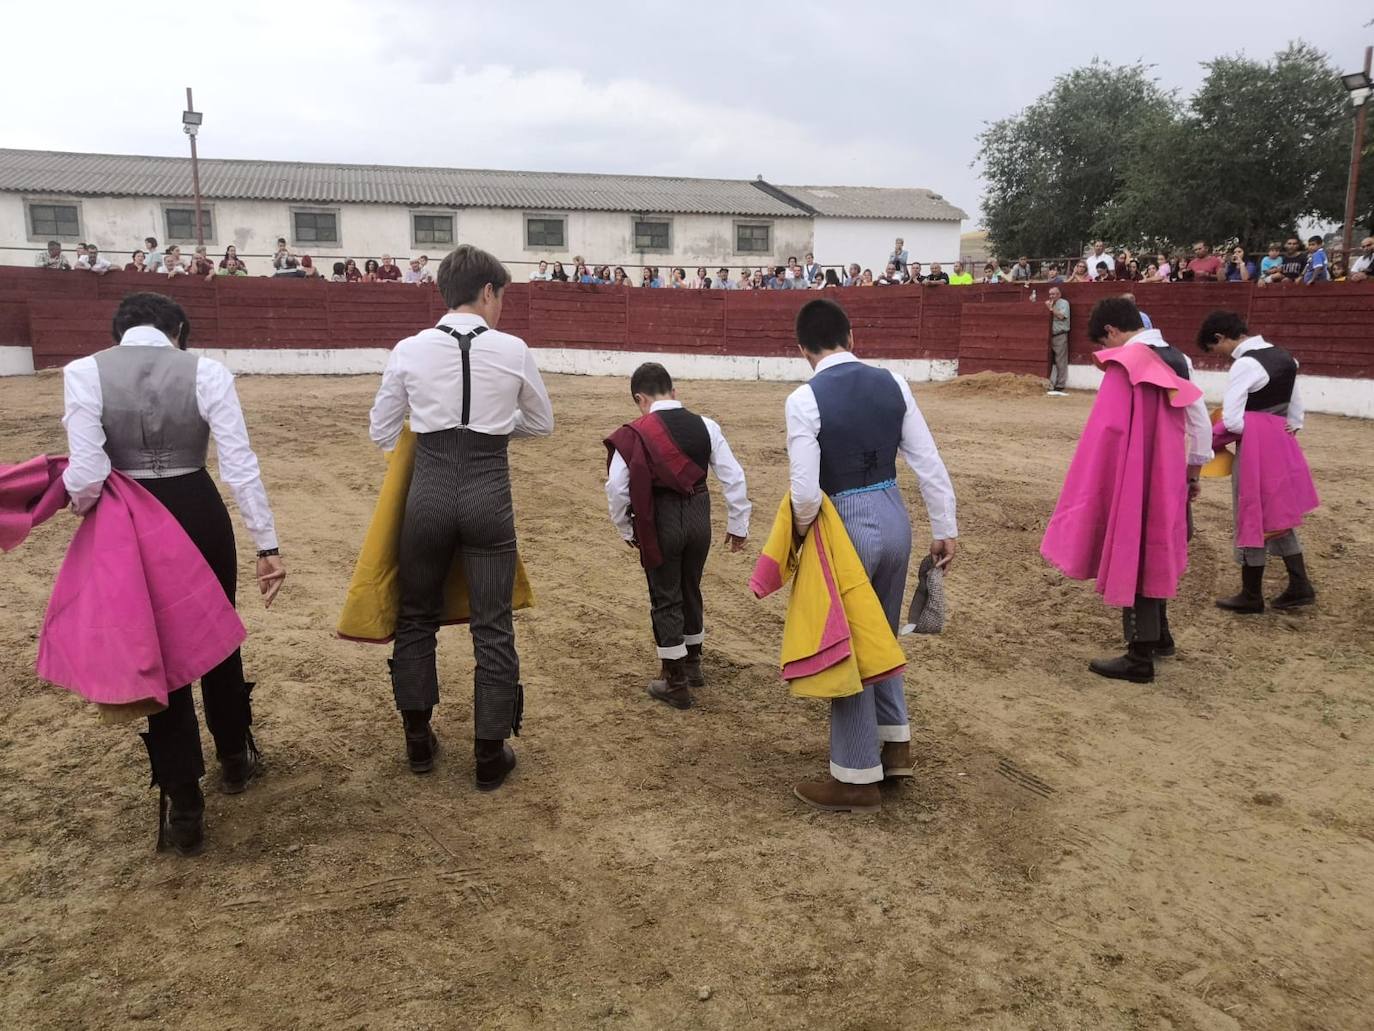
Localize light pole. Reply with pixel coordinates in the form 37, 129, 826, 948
1340, 48, 1372, 261
182, 88, 205, 249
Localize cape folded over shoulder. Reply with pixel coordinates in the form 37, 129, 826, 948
0, 455, 246, 708
1213, 413, 1319, 549
336, 426, 534, 644
604, 412, 706, 570
750, 493, 905, 699
1041, 346, 1198, 608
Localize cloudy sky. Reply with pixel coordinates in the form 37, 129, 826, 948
6, 6, 1368, 223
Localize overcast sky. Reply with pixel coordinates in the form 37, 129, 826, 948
6, 6, 1369, 225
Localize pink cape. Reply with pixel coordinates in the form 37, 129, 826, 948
1213, 414, 1319, 549
0, 456, 246, 706
1041, 346, 1201, 607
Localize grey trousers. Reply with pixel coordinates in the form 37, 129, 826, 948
392, 428, 522, 740
1231, 440, 1302, 567
644, 490, 711, 660
828, 487, 912, 785
1049, 332, 1069, 390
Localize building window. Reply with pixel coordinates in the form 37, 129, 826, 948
412, 213, 454, 247
28, 202, 80, 240
292, 209, 340, 245
735, 222, 772, 254
164, 206, 215, 243
525, 215, 566, 250
633, 219, 671, 252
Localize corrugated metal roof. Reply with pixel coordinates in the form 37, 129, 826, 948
0, 149, 963, 222
776, 184, 967, 222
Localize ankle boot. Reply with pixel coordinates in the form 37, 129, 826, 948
684, 643, 706, 688
1216, 564, 1266, 614
158, 781, 205, 857
793, 776, 881, 814
219, 732, 261, 796
402, 708, 438, 774
475, 738, 517, 792
881, 741, 913, 779
1272, 554, 1317, 610
647, 658, 693, 710
1089, 643, 1155, 684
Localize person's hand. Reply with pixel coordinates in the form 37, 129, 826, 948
930, 538, 957, 571
626, 536, 639, 550
256, 555, 286, 609
724, 532, 747, 553
1188, 478, 1201, 501
1285, 426, 1300, 436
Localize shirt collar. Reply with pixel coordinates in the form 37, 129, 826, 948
119, 326, 176, 348
813, 350, 860, 375
437, 312, 491, 331
1234, 335, 1269, 358
1127, 328, 1164, 348
649, 400, 683, 413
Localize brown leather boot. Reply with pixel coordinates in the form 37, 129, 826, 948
881, 741, 913, 779
793, 776, 881, 813
684, 643, 706, 688
647, 658, 692, 710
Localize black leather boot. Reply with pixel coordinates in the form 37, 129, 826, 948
219, 731, 261, 795
684, 643, 706, 688
1272, 554, 1317, 610
475, 738, 517, 792
402, 708, 438, 774
1153, 604, 1176, 658
158, 781, 205, 857
1216, 564, 1266, 614
647, 658, 692, 709
1089, 644, 1155, 684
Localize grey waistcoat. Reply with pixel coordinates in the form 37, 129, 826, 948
94, 346, 210, 476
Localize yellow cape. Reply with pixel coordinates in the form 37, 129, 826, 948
752, 494, 907, 699
336, 427, 534, 642
1201, 406, 1234, 478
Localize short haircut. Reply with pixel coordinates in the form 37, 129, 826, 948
333, 261, 346, 275
1268, 242, 1281, 251
630, 361, 673, 398
1308, 235, 1324, 246
1096, 261, 1109, 271
795, 298, 851, 354
436, 244, 510, 308
1087, 296, 1144, 343
145, 237, 157, 248
1195, 310, 1249, 351
112, 292, 190, 349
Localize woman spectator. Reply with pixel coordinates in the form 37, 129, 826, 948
190, 246, 216, 280
124, 250, 147, 273
363, 259, 380, 283
824, 269, 842, 288
611, 266, 630, 287
1143, 262, 1159, 282
1066, 260, 1091, 284
550, 261, 569, 283
1329, 250, 1348, 282
858, 268, 875, 287
1153, 253, 1172, 282
330, 262, 348, 283
810, 272, 826, 290
1122, 259, 1141, 282
1225, 246, 1256, 282
219, 245, 243, 272
1094, 261, 1115, 283
573, 261, 592, 283
300, 255, 321, 279
749, 269, 765, 290
344, 258, 363, 283
690, 266, 710, 289
669, 267, 689, 289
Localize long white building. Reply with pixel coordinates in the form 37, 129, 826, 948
0, 149, 965, 276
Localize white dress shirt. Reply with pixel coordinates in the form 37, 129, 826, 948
369, 312, 554, 448
1222, 336, 1304, 435
1125, 329, 1213, 467
77, 254, 111, 273
604, 400, 751, 541
61, 326, 280, 551
785, 351, 958, 539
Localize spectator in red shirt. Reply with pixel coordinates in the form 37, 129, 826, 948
1184, 241, 1224, 282
344, 258, 363, 282
219, 245, 244, 272
375, 254, 403, 282
190, 245, 217, 280
363, 259, 380, 282
124, 250, 147, 273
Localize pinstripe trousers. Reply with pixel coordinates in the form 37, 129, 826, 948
392, 428, 523, 741
644, 490, 711, 659
829, 487, 912, 784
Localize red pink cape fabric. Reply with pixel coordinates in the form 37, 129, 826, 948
1040, 346, 1201, 607
1212, 414, 1319, 549
0, 455, 245, 706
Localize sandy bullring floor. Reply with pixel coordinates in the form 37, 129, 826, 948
1, 370, 1371, 1030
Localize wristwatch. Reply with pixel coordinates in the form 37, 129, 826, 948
257, 548, 281, 558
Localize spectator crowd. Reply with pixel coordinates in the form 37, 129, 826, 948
33, 232, 1374, 289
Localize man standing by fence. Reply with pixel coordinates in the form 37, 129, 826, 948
1045, 286, 1070, 397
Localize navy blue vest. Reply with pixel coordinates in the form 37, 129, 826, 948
1245, 346, 1298, 413
810, 360, 905, 494
655, 407, 710, 490
1146, 342, 1191, 381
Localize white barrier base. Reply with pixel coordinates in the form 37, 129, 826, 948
1065, 365, 1373, 420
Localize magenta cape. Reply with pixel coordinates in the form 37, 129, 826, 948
1040, 346, 1202, 607
0, 456, 246, 706
1213, 414, 1319, 548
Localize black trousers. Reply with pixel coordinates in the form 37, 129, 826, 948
139, 470, 252, 788
392, 429, 522, 740
644, 490, 711, 660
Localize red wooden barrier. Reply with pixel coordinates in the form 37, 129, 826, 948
958, 303, 1052, 377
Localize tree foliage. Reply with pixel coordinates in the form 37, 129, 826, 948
979, 43, 1374, 258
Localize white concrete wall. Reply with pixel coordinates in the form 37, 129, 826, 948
811, 216, 962, 274
0, 192, 814, 278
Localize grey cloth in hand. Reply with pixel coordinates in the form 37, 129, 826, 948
900, 555, 947, 635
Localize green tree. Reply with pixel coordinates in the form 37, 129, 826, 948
976, 61, 1175, 259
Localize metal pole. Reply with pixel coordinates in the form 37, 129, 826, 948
1342, 46, 1372, 260
187, 87, 204, 249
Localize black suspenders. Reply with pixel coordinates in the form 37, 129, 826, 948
434, 324, 488, 427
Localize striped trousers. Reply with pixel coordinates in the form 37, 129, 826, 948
392, 428, 522, 741
644, 490, 711, 659
828, 486, 912, 784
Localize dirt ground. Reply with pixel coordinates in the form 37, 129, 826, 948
1, 369, 1371, 1031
